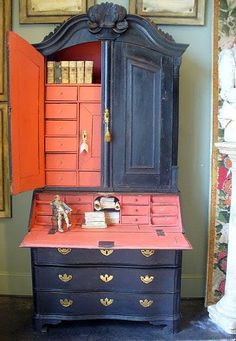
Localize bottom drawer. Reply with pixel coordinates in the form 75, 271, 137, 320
35, 291, 179, 317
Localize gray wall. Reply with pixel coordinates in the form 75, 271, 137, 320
0, 0, 212, 297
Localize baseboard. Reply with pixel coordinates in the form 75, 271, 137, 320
181, 274, 205, 297
0, 272, 32, 295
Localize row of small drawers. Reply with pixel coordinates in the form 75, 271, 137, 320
45, 171, 100, 187
34, 266, 180, 293
35, 291, 179, 317
32, 248, 182, 266
46, 85, 101, 102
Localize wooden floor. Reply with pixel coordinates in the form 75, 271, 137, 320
0, 296, 234, 340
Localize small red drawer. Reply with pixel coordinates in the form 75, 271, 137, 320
65, 195, 94, 203
151, 205, 178, 215
151, 216, 178, 226
122, 205, 149, 216
151, 195, 178, 204
35, 203, 52, 215
45, 104, 77, 119
45, 137, 77, 152
70, 204, 93, 214
79, 86, 101, 101
45, 121, 77, 136
35, 215, 51, 225
46, 154, 77, 170
46, 86, 77, 101
122, 215, 149, 224
46, 171, 77, 186
78, 172, 100, 187
122, 195, 150, 205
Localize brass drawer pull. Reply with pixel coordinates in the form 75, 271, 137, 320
100, 249, 114, 256
100, 274, 113, 283
57, 248, 72, 255
141, 250, 155, 257
100, 298, 114, 306
58, 274, 73, 282
139, 299, 153, 308
59, 299, 73, 307
140, 275, 154, 284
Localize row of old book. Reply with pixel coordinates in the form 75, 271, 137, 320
47, 61, 94, 84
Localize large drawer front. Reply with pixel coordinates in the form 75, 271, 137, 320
32, 248, 182, 266
34, 266, 181, 293
35, 291, 179, 317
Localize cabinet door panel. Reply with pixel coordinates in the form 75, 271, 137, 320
9, 32, 45, 194
112, 43, 173, 190
79, 103, 101, 171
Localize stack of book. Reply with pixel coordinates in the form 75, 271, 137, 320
82, 211, 107, 228
47, 60, 94, 84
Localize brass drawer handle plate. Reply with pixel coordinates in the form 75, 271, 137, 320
139, 299, 153, 308
59, 299, 73, 307
141, 249, 155, 257
100, 298, 114, 306
57, 248, 72, 255
58, 274, 73, 282
100, 274, 113, 283
140, 275, 154, 284
100, 249, 114, 256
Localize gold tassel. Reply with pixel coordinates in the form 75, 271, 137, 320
105, 129, 111, 142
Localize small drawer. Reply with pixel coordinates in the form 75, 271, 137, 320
65, 195, 94, 203
46, 154, 77, 170
45, 104, 77, 119
46, 86, 77, 101
151, 205, 178, 215
70, 203, 93, 214
45, 121, 77, 136
79, 86, 101, 101
122, 205, 149, 216
151, 216, 178, 226
35, 203, 52, 215
122, 196, 150, 205
45, 137, 77, 152
46, 171, 77, 186
35, 215, 51, 225
151, 195, 178, 204
121, 215, 149, 224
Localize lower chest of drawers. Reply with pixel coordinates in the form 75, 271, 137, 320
31, 248, 182, 331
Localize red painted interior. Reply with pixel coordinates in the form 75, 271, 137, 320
50, 42, 101, 83
20, 192, 192, 250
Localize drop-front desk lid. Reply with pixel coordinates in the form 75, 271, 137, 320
20, 191, 192, 250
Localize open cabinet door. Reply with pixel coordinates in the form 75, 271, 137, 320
8, 32, 45, 194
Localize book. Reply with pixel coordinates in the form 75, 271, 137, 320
84, 61, 93, 83
61, 61, 69, 83
76, 61, 84, 83
47, 61, 55, 83
69, 61, 77, 83
55, 61, 62, 84
105, 211, 120, 224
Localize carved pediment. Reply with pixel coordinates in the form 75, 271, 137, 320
87, 2, 128, 36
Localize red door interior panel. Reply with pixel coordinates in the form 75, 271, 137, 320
8, 32, 45, 194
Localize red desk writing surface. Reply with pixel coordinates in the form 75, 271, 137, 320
8, 32, 45, 194
20, 192, 192, 250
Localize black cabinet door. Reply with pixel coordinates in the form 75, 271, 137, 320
111, 42, 173, 191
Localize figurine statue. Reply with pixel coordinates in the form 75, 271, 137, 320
50, 195, 72, 233
219, 44, 236, 142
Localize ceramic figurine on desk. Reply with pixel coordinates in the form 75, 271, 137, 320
50, 195, 72, 232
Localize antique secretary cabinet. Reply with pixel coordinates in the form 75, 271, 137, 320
8, 2, 191, 333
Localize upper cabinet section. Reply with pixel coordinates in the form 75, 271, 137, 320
9, 3, 187, 194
